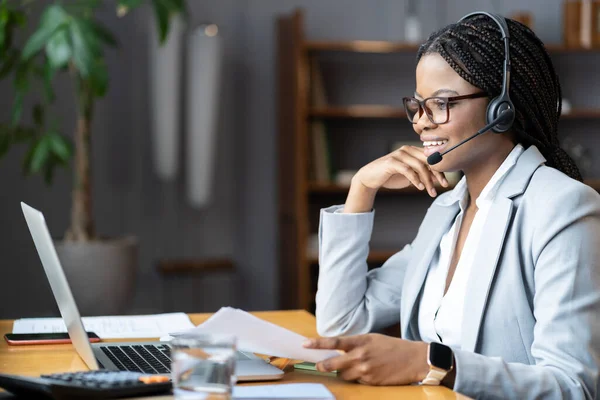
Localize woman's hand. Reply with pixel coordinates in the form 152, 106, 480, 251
303, 334, 430, 386
343, 145, 449, 213
356, 145, 448, 196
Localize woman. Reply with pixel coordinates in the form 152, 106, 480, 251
302, 12, 600, 399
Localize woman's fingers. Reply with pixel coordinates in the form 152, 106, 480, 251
401, 146, 450, 191
382, 157, 425, 191
428, 167, 449, 188
393, 152, 437, 197
338, 366, 364, 382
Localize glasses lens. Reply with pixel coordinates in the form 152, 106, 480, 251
424, 98, 449, 124
404, 98, 421, 124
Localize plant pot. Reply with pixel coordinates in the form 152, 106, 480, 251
55, 237, 138, 316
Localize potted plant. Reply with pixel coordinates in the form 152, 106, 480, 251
0, 0, 186, 315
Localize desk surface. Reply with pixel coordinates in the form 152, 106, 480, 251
0, 310, 470, 399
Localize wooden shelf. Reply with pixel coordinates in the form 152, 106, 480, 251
310, 180, 600, 194
586, 180, 600, 190
561, 109, 600, 119
309, 105, 406, 119
309, 106, 600, 120
305, 40, 419, 53
308, 249, 399, 264
309, 182, 456, 195
545, 44, 600, 53
157, 258, 235, 275
304, 40, 600, 54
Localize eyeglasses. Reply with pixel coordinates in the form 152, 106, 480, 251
402, 92, 488, 125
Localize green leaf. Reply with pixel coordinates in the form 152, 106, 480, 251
45, 25, 71, 69
43, 62, 56, 103
151, 0, 170, 44
75, 18, 103, 56
88, 20, 117, 47
69, 19, 93, 77
12, 61, 30, 125
48, 133, 72, 164
22, 5, 69, 60
0, 7, 9, 51
28, 135, 51, 174
11, 91, 23, 126
33, 104, 44, 127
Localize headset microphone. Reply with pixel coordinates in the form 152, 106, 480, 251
426, 109, 515, 166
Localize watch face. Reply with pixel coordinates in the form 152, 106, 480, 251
429, 342, 453, 370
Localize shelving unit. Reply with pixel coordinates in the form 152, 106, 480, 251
277, 9, 600, 311
309, 180, 600, 194
309, 105, 407, 119
307, 249, 400, 265
304, 40, 600, 54
309, 106, 600, 120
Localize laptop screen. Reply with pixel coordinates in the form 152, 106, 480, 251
21, 202, 99, 370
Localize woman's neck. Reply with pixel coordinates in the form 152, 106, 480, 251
462, 143, 517, 208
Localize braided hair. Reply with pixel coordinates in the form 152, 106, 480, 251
416, 14, 582, 181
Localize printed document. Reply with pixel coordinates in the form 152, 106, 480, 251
163, 307, 340, 363
12, 312, 194, 339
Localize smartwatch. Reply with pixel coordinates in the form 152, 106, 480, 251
421, 342, 454, 385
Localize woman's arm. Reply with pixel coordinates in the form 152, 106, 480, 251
315, 147, 446, 337
315, 203, 412, 337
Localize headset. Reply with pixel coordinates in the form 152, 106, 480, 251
458, 11, 515, 133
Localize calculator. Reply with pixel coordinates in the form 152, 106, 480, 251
0, 370, 172, 399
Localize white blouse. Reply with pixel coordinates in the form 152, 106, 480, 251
418, 144, 525, 349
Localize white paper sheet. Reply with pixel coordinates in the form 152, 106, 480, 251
12, 312, 194, 339
232, 383, 335, 399
163, 307, 340, 363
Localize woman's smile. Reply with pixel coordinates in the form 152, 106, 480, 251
421, 139, 449, 157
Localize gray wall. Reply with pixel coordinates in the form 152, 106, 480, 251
1, 0, 598, 319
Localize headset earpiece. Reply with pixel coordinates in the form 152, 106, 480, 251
486, 97, 515, 133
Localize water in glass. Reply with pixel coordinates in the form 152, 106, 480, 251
171, 335, 236, 400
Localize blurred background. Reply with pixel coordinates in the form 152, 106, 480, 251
1, 0, 599, 319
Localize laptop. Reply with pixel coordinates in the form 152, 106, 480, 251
20, 202, 284, 381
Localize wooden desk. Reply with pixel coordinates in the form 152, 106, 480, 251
0, 310, 469, 399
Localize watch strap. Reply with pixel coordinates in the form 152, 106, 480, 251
420, 367, 448, 385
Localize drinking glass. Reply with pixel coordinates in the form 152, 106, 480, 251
171, 334, 237, 399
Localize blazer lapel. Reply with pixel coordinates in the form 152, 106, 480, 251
401, 202, 459, 339
460, 196, 513, 352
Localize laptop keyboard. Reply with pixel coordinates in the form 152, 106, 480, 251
99, 344, 253, 374
100, 344, 171, 374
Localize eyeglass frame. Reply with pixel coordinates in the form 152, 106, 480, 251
402, 92, 488, 125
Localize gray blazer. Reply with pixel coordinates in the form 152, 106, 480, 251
316, 145, 600, 399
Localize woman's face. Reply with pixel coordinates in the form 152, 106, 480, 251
413, 53, 511, 173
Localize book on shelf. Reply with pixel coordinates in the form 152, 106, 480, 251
563, 0, 600, 48
309, 58, 333, 183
